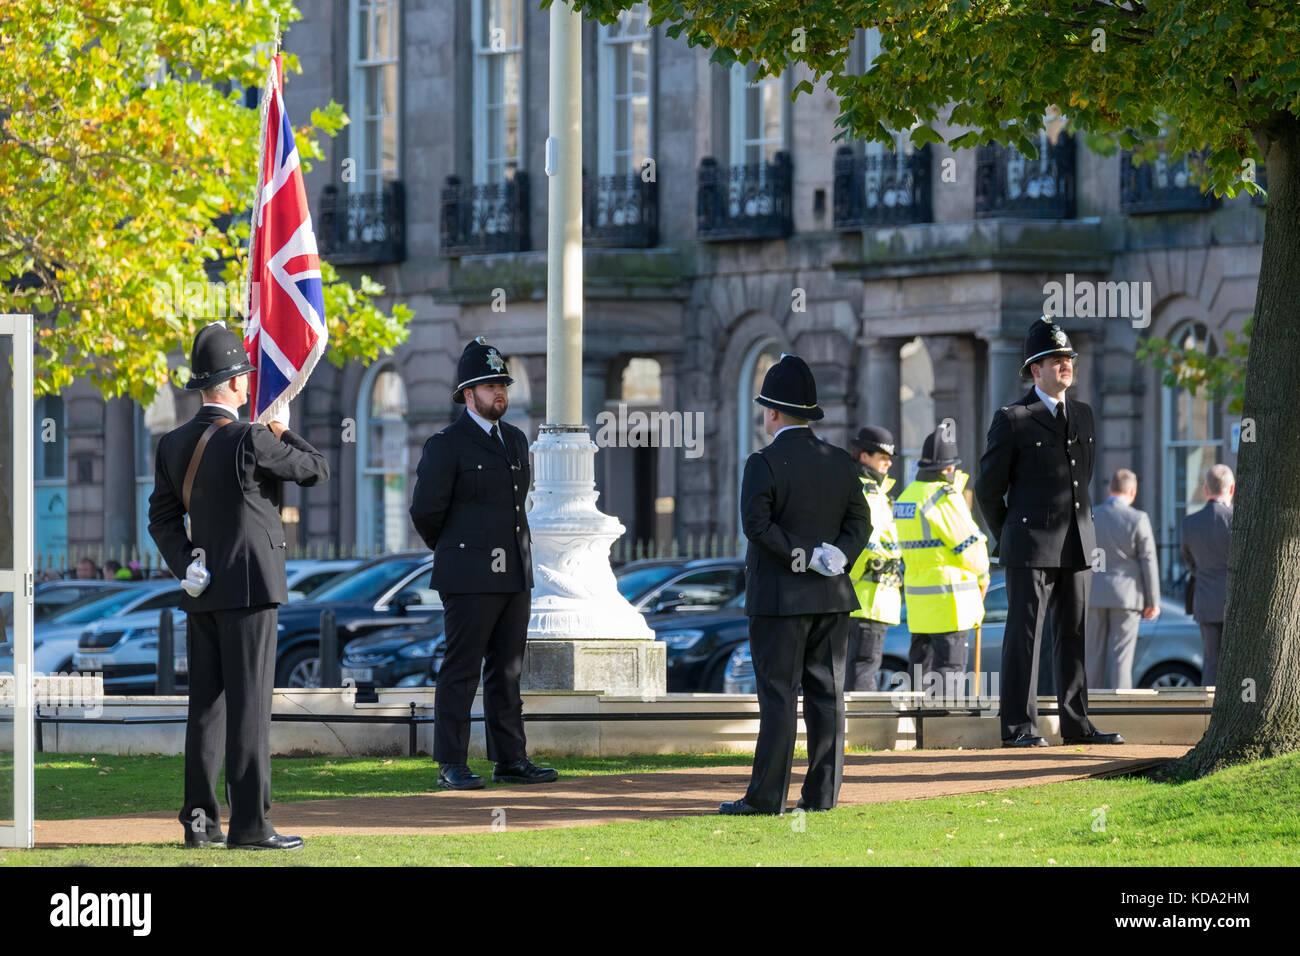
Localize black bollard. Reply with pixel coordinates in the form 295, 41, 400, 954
157, 609, 175, 694
319, 609, 340, 688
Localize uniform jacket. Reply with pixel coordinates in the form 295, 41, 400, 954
974, 388, 1097, 569
1182, 499, 1232, 623
409, 410, 533, 594
1089, 497, 1160, 611
894, 469, 990, 633
740, 427, 872, 617
148, 406, 330, 612
848, 471, 902, 624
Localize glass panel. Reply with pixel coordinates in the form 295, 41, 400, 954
358, 0, 370, 61
35, 395, 64, 480
750, 346, 780, 453
0, 335, 13, 572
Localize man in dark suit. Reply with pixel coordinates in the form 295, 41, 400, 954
410, 337, 557, 790
148, 323, 330, 850
720, 353, 871, 815
974, 316, 1122, 747
1182, 464, 1234, 685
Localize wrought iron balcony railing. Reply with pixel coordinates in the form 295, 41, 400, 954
1120, 150, 1220, 214
696, 151, 793, 240
833, 144, 933, 228
440, 171, 531, 256
583, 170, 658, 248
317, 180, 407, 266
975, 135, 1076, 219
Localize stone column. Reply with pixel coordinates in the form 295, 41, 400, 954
102, 398, 137, 562
982, 333, 1026, 425
858, 335, 904, 478
928, 335, 980, 471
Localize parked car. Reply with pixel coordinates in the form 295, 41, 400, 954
2, 579, 132, 631
285, 558, 362, 603
341, 618, 446, 688
73, 607, 188, 694
617, 557, 745, 615
649, 591, 750, 692
0, 581, 178, 675
273, 552, 441, 687
723, 573, 1205, 693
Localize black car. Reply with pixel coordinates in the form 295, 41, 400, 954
617, 557, 745, 615
648, 591, 750, 692
273, 552, 440, 687
340, 618, 446, 688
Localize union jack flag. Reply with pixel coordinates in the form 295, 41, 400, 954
241, 54, 327, 423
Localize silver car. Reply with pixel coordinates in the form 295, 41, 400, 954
73, 607, 188, 694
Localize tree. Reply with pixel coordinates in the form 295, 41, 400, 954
560, 0, 1295, 776
1, 0, 412, 403
1138, 318, 1250, 414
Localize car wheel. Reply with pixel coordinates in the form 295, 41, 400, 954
277, 645, 321, 689
1139, 662, 1201, 688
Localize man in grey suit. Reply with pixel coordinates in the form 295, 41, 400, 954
1182, 463, 1235, 685
1086, 469, 1160, 689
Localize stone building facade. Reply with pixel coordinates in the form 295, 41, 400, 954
39, 1, 1258, 589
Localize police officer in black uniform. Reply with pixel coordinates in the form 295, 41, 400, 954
720, 354, 871, 815
409, 337, 557, 790
149, 323, 330, 849
974, 317, 1124, 747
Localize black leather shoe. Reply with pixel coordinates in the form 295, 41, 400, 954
794, 799, 831, 812
182, 832, 226, 848
1062, 730, 1126, 745
438, 763, 486, 790
492, 758, 559, 784
228, 833, 303, 851
719, 798, 781, 816
1002, 734, 1049, 748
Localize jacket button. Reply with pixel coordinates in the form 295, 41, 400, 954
1073, 480, 1078, 487
1021, 517, 1028, 523
1035, 441, 1042, 447
1070, 459, 1076, 466
515, 526, 520, 532
477, 464, 483, 470
1075, 502, 1080, 509
515, 505, 520, 511
459, 542, 465, 548
513, 485, 518, 491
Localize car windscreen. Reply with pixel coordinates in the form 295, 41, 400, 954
50, 588, 148, 625
615, 564, 681, 599
306, 558, 425, 602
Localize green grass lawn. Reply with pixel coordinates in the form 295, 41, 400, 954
1, 750, 1297, 866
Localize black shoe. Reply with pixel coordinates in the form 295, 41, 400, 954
438, 763, 486, 790
182, 832, 226, 848
794, 799, 831, 812
719, 798, 781, 816
492, 758, 559, 784
1062, 730, 1126, 745
228, 833, 303, 851
1002, 734, 1049, 748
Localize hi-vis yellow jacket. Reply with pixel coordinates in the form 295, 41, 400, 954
849, 473, 902, 625
893, 469, 990, 633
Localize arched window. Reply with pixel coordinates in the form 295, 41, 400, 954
621, 357, 662, 404
737, 339, 782, 498
356, 364, 409, 555
1160, 321, 1222, 583
899, 337, 935, 481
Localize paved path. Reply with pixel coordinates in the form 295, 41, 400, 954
34, 744, 1188, 846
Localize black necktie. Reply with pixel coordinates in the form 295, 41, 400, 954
1054, 403, 1066, 432
490, 423, 506, 451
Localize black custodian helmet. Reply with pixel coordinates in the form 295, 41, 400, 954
453, 336, 514, 403
185, 322, 256, 391
754, 353, 824, 421
1021, 315, 1078, 379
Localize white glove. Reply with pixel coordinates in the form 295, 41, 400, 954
271, 403, 290, 429
809, 546, 836, 577
820, 542, 848, 575
181, 558, 210, 598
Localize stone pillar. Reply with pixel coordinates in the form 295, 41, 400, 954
928, 335, 980, 471
982, 333, 1026, 425
102, 398, 137, 561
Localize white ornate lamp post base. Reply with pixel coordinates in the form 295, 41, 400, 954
522, 424, 666, 697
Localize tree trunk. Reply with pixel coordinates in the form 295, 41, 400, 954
1176, 111, 1300, 778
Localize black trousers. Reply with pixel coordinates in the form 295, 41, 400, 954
745, 612, 848, 813
180, 605, 278, 846
1000, 566, 1094, 740
435, 590, 529, 765
908, 630, 969, 688
845, 618, 887, 692
1198, 622, 1223, 686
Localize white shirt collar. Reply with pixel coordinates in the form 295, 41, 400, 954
465, 405, 498, 435
202, 402, 241, 420
1034, 385, 1065, 419
774, 424, 810, 439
